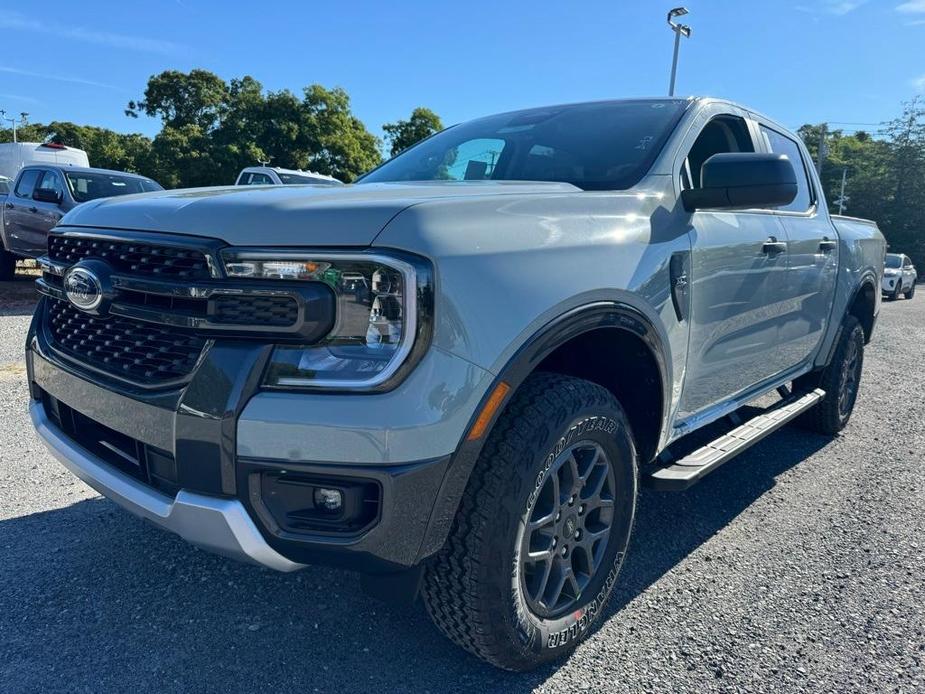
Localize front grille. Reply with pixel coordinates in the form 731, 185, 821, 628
48, 235, 211, 280
211, 295, 298, 326
47, 298, 206, 383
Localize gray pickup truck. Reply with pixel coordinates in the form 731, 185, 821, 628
26, 97, 884, 671
1, 165, 162, 279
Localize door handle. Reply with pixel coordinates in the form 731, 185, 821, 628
818, 238, 837, 252
762, 238, 787, 255
3, 202, 12, 209
29, 206, 38, 213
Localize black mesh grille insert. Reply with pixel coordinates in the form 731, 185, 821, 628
47, 298, 206, 383
48, 235, 211, 280
211, 295, 298, 326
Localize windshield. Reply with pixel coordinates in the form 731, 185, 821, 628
885, 254, 902, 269
276, 172, 339, 185
65, 172, 163, 202
359, 100, 688, 191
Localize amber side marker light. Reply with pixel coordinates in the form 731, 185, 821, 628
467, 382, 511, 441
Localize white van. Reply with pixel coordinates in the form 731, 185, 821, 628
0, 142, 89, 180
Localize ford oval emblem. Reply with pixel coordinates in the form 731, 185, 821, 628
63, 266, 104, 311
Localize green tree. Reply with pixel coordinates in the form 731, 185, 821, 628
126, 69, 228, 130
126, 71, 382, 186
799, 96, 925, 271
382, 107, 443, 157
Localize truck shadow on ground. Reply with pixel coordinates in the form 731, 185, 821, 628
0, 426, 831, 694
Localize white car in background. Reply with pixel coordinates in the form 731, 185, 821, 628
234, 166, 342, 186
882, 253, 916, 300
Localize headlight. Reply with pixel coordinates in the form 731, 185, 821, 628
222, 250, 432, 390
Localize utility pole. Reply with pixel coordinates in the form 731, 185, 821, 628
667, 8, 692, 97
0, 110, 29, 143
835, 168, 849, 215
815, 123, 827, 176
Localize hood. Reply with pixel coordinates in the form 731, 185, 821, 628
59, 181, 580, 246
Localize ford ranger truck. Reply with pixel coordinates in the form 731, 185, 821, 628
26, 98, 885, 671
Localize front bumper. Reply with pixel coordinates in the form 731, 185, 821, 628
27, 305, 489, 573
881, 276, 900, 293
32, 401, 304, 572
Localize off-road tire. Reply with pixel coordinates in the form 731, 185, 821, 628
0, 249, 15, 281
422, 373, 638, 671
795, 315, 865, 435
904, 282, 916, 300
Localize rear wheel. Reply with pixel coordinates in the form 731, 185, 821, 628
795, 315, 864, 435
0, 249, 15, 281
422, 373, 638, 671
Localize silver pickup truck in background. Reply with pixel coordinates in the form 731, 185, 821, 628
26, 97, 885, 670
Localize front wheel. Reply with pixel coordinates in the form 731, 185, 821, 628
904, 282, 916, 300
422, 373, 638, 671
795, 315, 865, 435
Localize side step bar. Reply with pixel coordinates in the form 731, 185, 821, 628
646, 389, 825, 491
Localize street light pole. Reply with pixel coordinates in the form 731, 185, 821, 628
0, 110, 29, 143
667, 8, 692, 97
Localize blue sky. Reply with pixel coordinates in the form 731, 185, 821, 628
0, 0, 923, 143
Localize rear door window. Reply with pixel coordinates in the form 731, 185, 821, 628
759, 126, 813, 213
14, 169, 42, 199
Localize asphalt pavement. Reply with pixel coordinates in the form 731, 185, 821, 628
1, 276, 922, 693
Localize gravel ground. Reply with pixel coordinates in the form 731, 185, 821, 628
0, 281, 922, 694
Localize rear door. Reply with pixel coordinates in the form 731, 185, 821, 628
755, 123, 837, 368
2, 168, 43, 256
676, 106, 793, 419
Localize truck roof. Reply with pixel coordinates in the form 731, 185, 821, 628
19, 164, 154, 179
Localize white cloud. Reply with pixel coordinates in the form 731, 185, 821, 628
797, 0, 869, 14
0, 66, 121, 91
913, 74, 925, 92
896, 0, 925, 12
0, 93, 41, 106
0, 12, 182, 55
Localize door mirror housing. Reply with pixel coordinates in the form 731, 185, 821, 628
33, 188, 63, 204
682, 153, 798, 211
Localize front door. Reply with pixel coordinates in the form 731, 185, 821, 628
3, 168, 44, 256
23, 169, 67, 254
676, 113, 793, 419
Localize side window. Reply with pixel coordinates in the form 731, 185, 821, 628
36, 170, 64, 196
903, 257, 913, 268
243, 173, 273, 185
682, 116, 754, 190
14, 169, 42, 199
759, 126, 812, 212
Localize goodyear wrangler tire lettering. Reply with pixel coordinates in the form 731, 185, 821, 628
422, 373, 638, 671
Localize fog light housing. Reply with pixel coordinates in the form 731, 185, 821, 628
314, 487, 344, 513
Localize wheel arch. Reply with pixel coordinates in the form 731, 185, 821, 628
416, 302, 671, 561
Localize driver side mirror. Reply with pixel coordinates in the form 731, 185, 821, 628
33, 188, 63, 205
682, 153, 797, 212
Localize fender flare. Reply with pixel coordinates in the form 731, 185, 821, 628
415, 301, 671, 562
